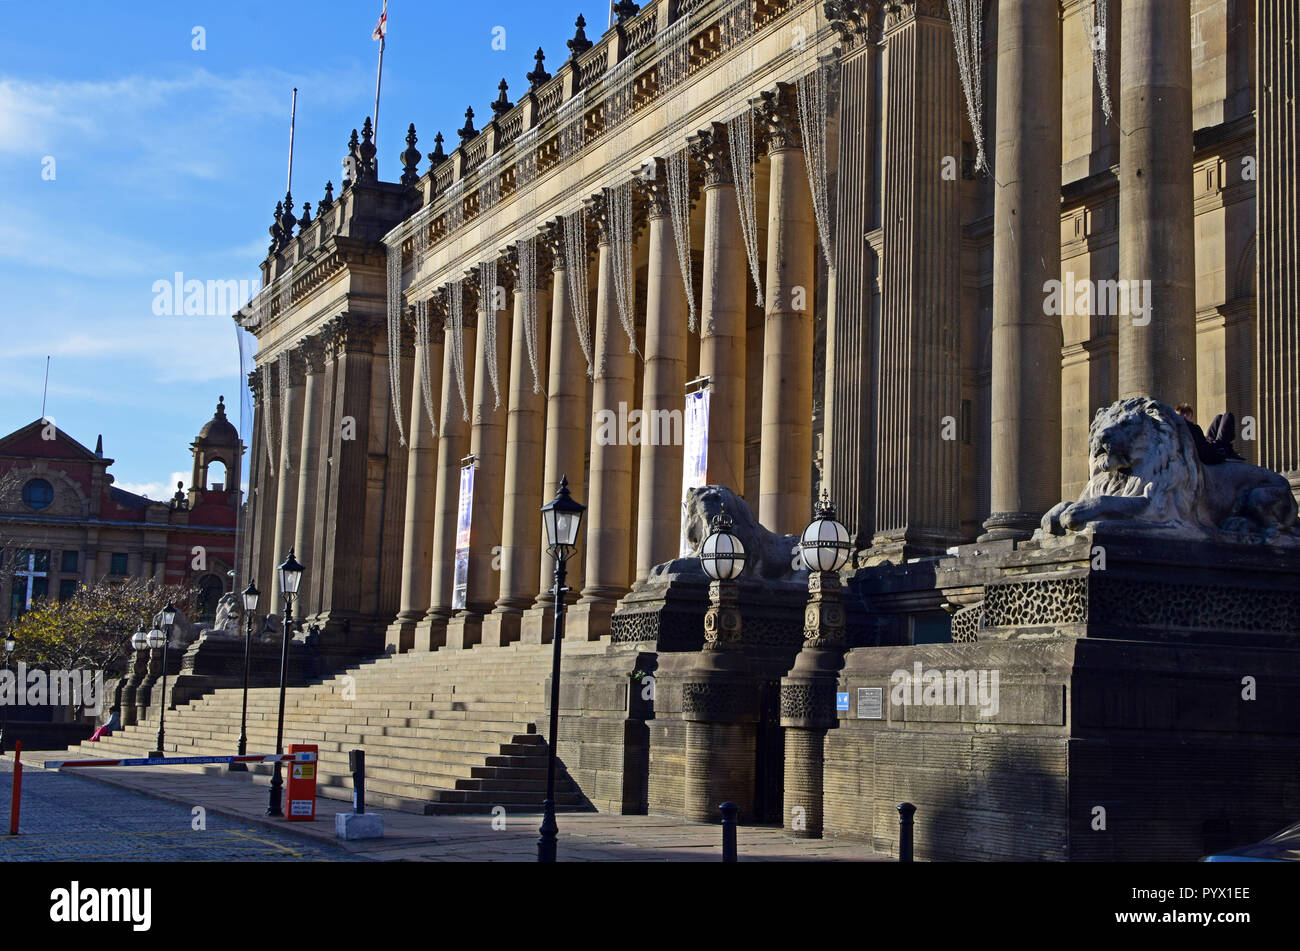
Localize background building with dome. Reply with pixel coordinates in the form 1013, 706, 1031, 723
0, 398, 243, 627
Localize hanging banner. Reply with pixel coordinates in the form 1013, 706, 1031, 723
452, 463, 474, 610
679, 388, 711, 556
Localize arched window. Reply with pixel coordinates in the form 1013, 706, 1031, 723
22, 478, 54, 510
196, 574, 224, 625
205, 459, 228, 490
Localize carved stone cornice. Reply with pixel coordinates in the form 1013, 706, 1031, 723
297, 336, 327, 374
883, 0, 949, 35
753, 82, 803, 153
688, 122, 735, 188
825, 0, 883, 48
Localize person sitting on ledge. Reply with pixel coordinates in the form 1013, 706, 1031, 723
1176, 403, 1242, 465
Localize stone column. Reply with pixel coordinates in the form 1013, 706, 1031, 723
1256, 0, 1300, 491
572, 192, 637, 641
870, 5, 963, 561
485, 244, 552, 646
689, 124, 749, 494
292, 338, 326, 618
981, 0, 1064, 541
386, 305, 444, 652
634, 163, 688, 585
522, 220, 590, 644
252, 365, 280, 600
421, 290, 476, 650
1117, 0, 1196, 401
269, 352, 304, 606
446, 266, 510, 650
755, 84, 818, 536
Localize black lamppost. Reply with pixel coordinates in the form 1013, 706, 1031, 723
229, 581, 260, 773
0, 634, 15, 756
537, 476, 584, 862
148, 602, 178, 758
267, 549, 304, 817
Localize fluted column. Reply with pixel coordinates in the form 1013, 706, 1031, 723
1117, 0, 1196, 401
270, 352, 304, 605
981, 0, 1063, 541
252, 366, 280, 600
522, 220, 590, 644
690, 124, 749, 494
387, 305, 444, 652
1257, 0, 1300, 490
422, 290, 477, 650
756, 84, 818, 536
446, 264, 509, 650
292, 339, 326, 618
634, 163, 688, 584
486, 244, 552, 646
573, 191, 636, 640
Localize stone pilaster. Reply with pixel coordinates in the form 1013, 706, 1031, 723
1117, 0, 1196, 402
292, 337, 326, 619
755, 83, 818, 536
522, 219, 590, 643
572, 192, 636, 641
634, 162, 688, 585
387, 304, 444, 652
690, 123, 749, 494
447, 264, 511, 650
1256, 0, 1300, 493
269, 351, 304, 605
981, 0, 1064, 541
870, 3, 963, 561
485, 246, 551, 646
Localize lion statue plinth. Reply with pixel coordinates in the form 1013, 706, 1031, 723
1038, 396, 1299, 546
647, 485, 803, 581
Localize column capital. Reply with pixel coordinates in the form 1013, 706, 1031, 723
825, 0, 884, 48
297, 335, 327, 374
322, 312, 379, 357
688, 122, 736, 187
882, 0, 949, 36
540, 217, 567, 269
636, 158, 672, 219
753, 83, 803, 153
584, 190, 611, 245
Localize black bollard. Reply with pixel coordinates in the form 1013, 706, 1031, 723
897, 802, 916, 862
349, 749, 366, 815
720, 802, 738, 862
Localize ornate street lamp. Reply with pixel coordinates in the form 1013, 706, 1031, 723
537, 476, 584, 862
229, 581, 260, 773
1, 634, 15, 756
147, 616, 171, 759
780, 490, 854, 838
267, 550, 304, 817
699, 508, 747, 648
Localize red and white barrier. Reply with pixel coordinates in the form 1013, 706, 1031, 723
43, 752, 317, 769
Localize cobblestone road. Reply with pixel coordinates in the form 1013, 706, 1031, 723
0, 757, 359, 862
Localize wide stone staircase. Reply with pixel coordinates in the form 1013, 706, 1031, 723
63, 640, 610, 814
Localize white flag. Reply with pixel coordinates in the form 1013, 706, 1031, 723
372, 0, 388, 41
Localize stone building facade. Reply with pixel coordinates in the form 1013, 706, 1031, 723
238, 0, 1293, 657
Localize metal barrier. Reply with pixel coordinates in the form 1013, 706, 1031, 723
43, 751, 317, 769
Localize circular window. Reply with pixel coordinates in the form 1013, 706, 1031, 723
22, 478, 54, 511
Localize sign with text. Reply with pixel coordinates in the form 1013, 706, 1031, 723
679, 387, 710, 556
452, 464, 474, 610
857, 687, 883, 719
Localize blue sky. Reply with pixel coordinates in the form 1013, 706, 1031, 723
0, 0, 611, 497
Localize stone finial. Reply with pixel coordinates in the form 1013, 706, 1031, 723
358, 118, 378, 181
427, 132, 447, 170
277, 194, 297, 248
527, 48, 551, 90
458, 107, 477, 144
299, 201, 312, 227
401, 123, 422, 185
613, 1, 640, 23
491, 79, 514, 118
567, 14, 593, 58
269, 201, 285, 251
344, 128, 362, 188
319, 180, 334, 212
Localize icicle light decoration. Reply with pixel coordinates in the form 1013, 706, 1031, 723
1081, 0, 1113, 123
608, 183, 639, 359
277, 349, 293, 471
558, 92, 586, 163
414, 298, 437, 437
480, 258, 502, 410
384, 236, 409, 447
563, 208, 594, 377
446, 178, 465, 232
519, 236, 543, 393
946, 0, 988, 174
261, 363, 277, 469
277, 269, 292, 317
448, 279, 470, 422
728, 106, 763, 306
665, 150, 697, 331
796, 60, 836, 270
478, 153, 502, 213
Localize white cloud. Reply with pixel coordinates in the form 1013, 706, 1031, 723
114, 471, 190, 500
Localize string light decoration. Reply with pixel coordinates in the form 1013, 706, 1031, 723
448, 278, 470, 422
558, 91, 586, 163
278, 349, 292, 471
947, 0, 988, 174
563, 208, 594, 377
261, 362, 277, 469
1081, 0, 1113, 123
796, 58, 836, 271
657, 17, 697, 331
608, 183, 639, 358
414, 298, 437, 438
518, 236, 543, 393
384, 235, 409, 446
480, 258, 502, 410
728, 104, 763, 306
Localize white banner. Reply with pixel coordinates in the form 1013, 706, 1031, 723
679, 388, 711, 556
452, 464, 474, 610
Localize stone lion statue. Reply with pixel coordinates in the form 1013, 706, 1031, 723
1039, 396, 1299, 545
648, 485, 801, 581
210, 593, 243, 635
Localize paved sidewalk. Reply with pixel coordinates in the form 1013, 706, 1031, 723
15, 755, 890, 862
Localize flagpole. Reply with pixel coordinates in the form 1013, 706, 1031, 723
373, 36, 384, 162
286, 87, 298, 197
